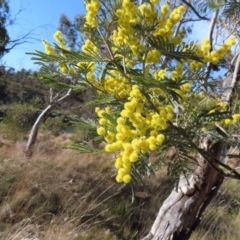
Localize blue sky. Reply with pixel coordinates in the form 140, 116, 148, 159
1, 0, 85, 70
1, 1, 210, 71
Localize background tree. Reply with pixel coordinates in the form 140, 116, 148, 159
28, 0, 240, 239
0, 0, 39, 61
58, 13, 86, 49
0, 0, 10, 58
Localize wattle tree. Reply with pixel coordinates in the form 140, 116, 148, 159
27, 1, 240, 239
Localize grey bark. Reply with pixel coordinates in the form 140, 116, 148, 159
142, 141, 224, 240
25, 88, 72, 157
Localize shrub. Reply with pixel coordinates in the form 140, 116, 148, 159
42, 116, 67, 136
3, 103, 38, 132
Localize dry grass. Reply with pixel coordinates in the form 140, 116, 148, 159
0, 132, 240, 239
191, 178, 240, 240
0, 133, 174, 240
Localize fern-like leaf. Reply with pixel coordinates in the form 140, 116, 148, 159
148, 36, 203, 62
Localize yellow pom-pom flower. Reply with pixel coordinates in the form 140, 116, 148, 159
97, 127, 106, 136
123, 174, 132, 183
116, 174, 123, 183
161, 5, 169, 15
129, 151, 139, 162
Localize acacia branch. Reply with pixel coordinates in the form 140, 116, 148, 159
168, 121, 240, 180
196, 145, 240, 180
97, 27, 114, 60
161, 6, 189, 68
182, 18, 209, 23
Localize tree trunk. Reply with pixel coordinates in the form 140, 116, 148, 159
24, 104, 55, 157
142, 141, 224, 240
25, 88, 72, 157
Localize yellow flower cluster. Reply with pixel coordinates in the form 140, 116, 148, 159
172, 62, 183, 80
42, 40, 56, 55
82, 39, 98, 54
150, 0, 159, 5
81, 40, 97, 78
42, 31, 77, 74
188, 36, 235, 69
114, 3, 185, 59
178, 82, 191, 101
154, 5, 185, 38
146, 49, 161, 63
221, 114, 240, 125
79, 39, 102, 88
103, 70, 131, 98
153, 69, 167, 80
95, 85, 175, 183
54, 30, 65, 48
41, 2, 238, 185
113, 0, 139, 49
208, 100, 228, 112
139, 3, 158, 24
194, 96, 228, 116
209, 98, 239, 126
85, 0, 100, 28
152, 62, 189, 101
58, 63, 67, 73
58, 65, 75, 74
52, 30, 75, 74
202, 37, 236, 64
194, 97, 239, 128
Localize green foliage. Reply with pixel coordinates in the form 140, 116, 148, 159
0, 0, 10, 58
68, 118, 104, 153
3, 103, 38, 132
147, 36, 203, 62
29, 96, 43, 109
0, 65, 49, 105
222, 1, 240, 22
42, 116, 67, 136
206, 0, 226, 9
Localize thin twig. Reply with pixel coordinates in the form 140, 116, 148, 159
203, 10, 219, 90
182, 0, 210, 21
97, 27, 114, 60
57, 88, 72, 102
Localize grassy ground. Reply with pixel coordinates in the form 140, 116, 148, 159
0, 132, 240, 239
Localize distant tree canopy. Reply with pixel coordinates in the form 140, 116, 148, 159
58, 13, 85, 50
0, 0, 10, 58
